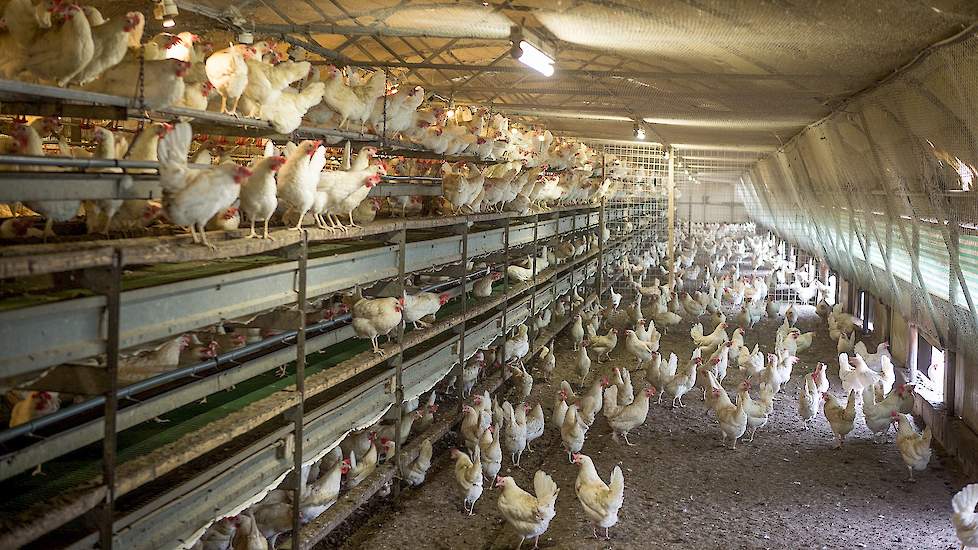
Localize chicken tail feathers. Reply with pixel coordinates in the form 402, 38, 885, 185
533, 470, 559, 508
952, 483, 978, 513
609, 466, 625, 503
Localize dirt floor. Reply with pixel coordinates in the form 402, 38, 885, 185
323, 301, 968, 550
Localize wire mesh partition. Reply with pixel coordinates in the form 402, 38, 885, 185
739, 30, 978, 426
592, 142, 671, 235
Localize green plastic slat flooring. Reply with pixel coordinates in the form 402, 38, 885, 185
0, 283, 510, 513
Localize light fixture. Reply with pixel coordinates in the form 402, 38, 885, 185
510, 26, 555, 77
445, 97, 455, 119
634, 124, 646, 141
156, 0, 177, 27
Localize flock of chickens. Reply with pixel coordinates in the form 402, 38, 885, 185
200, 221, 976, 549
0, 0, 625, 244
0, 116, 619, 243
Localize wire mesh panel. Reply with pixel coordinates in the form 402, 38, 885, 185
591, 142, 671, 239
739, 32, 978, 425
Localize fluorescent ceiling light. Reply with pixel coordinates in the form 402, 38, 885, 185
517, 40, 554, 77
642, 116, 808, 129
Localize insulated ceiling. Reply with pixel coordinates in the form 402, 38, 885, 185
95, 0, 978, 183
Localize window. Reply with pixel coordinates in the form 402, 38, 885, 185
916, 333, 945, 400
826, 274, 838, 306
857, 290, 875, 332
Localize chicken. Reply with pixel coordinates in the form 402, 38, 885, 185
277, 140, 328, 230
318, 163, 386, 230
822, 390, 857, 448
737, 380, 771, 441
11, 124, 80, 238
839, 352, 879, 395
710, 386, 748, 449
502, 401, 528, 466
573, 344, 591, 386
681, 292, 706, 317
572, 453, 625, 540
240, 149, 285, 239
197, 517, 236, 550
72, 11, 143, 85
536, 346, 555, 381
892, 412, 932, 481
84, 56, 189, 110
878, 355, 895, 396
401, 291, 449, 330
812, 362, 830, 393
79, 125, 132, 234
524, 403, 544, 451
205, 44, 256, 114
351, 295, 403, 353
346, 437, 392, 488
623, 329, 654, 368
451, 447, 483, 515
588, 328, 618, 362
570, 315, 585, 350
299, 456, 345, 522
241, 59, 310, 118
473, 271, 502, 298
504, 324, 530, 367
252, 501, 291, 548
117, 335, 191, 384
510, 363, 533, 402
479, 426, 502, 484
560, 404, 587, 462
461, 404, 486, 454
369, 84, 425, 136
854, 341, 892, 373
607, 386, 655, 445
551, 391, 569, 431
495, 471, 559, 550
798, 374, 819, 428
22, 3, 94, 87
230, 512, 267, 550
691, 322, 728, 348
320, 66, 386, 129
9, 390, 59, 428
156, 122, 250, 248
952, 483, 978, 549
401, 438, 433, 487
862, 384, 903, 441
665, 356, 699, 408
442, 162, 486, 213
259, 81, 326, 134
0, 218, 43, 239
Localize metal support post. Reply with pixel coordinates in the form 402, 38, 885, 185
667, 147, 676, 291
89, 252, 122, 550
596, 200, 605, 297
456, 220, 469, 405
291, 233, 308, 542
501, 218, 510, 344
529, 214, 539, 345
391, 228, 407, 498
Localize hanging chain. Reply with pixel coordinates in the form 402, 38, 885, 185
135, 48, 147, 132
382, 68, 389, 148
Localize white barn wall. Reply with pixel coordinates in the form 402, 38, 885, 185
676, 182, 748, 224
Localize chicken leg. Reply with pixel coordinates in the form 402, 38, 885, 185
197, 223, 217, 250
42, 218, 56, 241
245, 219, 259, 239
